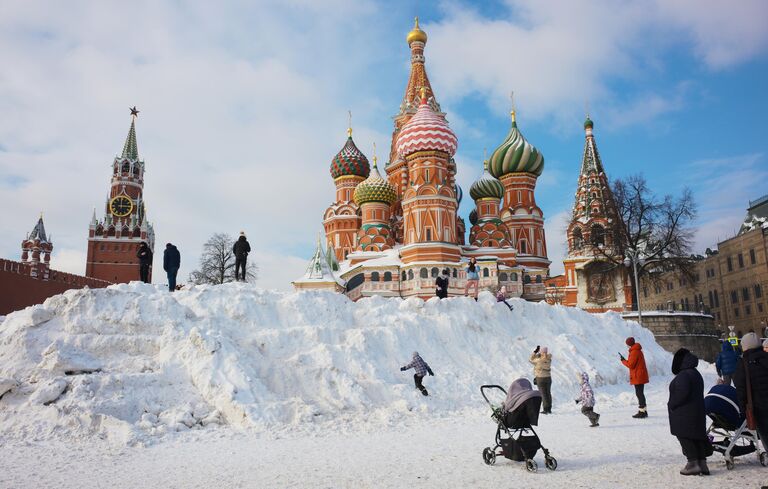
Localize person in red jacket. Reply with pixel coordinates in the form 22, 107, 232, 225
621, 336, 650, 418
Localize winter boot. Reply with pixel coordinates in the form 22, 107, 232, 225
679, 460, 701, 476
590, 413, 600, 427
698, 459, 710, 475
632, 408, 648, 419
420, 387, 429, 396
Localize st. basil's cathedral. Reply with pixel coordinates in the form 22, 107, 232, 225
293, 19, 551, 300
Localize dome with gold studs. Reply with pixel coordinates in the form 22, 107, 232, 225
354, 157, 397, 206
406, 17, 428, 45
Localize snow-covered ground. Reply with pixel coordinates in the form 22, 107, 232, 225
0, 283, 765, 487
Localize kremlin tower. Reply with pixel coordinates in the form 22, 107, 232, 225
20, 215, 53, 280
294, 18, 550, 300
560, 117, 630, 311
85, 108, 155, 283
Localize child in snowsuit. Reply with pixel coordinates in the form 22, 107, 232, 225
496, 286, 514, 311
400, 351, 434, 396
575, 372, 600, 427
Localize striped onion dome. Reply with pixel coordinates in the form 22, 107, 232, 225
470, 160, 504, 200
469, 209, 478, 226
354, 159, 397, 206
330, 132, 370, 180
488, 112, 544, 178
395, 92, 457, 158
455, 184, 463, 204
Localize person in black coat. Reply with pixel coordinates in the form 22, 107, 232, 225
668, 348, 709, 476
232, 232, 251, 281
435, 268, 449, 299
732, 332, 768, 453
163, 243, 181, 292
136, 242, 153, 283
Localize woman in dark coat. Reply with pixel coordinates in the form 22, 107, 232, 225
667, 348, 709, 476
435, 268, 449, 299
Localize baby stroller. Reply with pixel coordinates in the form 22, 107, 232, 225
704, 383, 768, 470
480, 379, 557, 472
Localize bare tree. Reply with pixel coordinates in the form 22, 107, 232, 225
189, 233, 258, 285
604, 174, 697, 308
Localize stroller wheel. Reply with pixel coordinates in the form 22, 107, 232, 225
725, 459, 734, 470
525, 459, 538, 472
760, 452, 768, 467
545, 456, 558, 471
482, 447, 496, 466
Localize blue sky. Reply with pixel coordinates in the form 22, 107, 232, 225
1, 0, 767, 288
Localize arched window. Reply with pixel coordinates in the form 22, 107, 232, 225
408, 270, 414, 280
591, 224, 605, 246
500, 272, 508, 281
133, 165, 140, 178
452, 269, 457, 278
384, 271, 392, 282
133, 227, 141, 238
523, 275, 532, 284
420, 268, 428, 279
122, 162, 130, 173
572, 228, 583, 248
511, 272, 518, 281
483, 268, 489, 277
371, 271, 380, 282
536, 275, 542, 283
346, 273, 365, 290
431, 267, 439, 278
402, 271, 407, 282
519, 240, 528, 254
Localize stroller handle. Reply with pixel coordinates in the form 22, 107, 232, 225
480, 384, 507, 405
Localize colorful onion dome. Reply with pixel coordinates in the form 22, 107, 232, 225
469, 209, 478, 226
470, 160, 504, 200
395, 89, 458, 158
488, 111, 544, 178
330, 129, 370, 180
455, 184, 463, 204
406, 17, 427, 45
584, 116, 594, 130
354, 158, 397, 206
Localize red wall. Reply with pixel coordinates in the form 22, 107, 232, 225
0, 259, 111, 316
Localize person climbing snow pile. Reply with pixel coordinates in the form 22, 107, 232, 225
400, 351, 434, 396
575, 372, 600, 427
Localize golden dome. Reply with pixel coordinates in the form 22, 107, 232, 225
406, 16, 428, 45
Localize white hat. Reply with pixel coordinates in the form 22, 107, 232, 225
741, 332, 761, 351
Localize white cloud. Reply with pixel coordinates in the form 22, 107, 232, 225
544, 209, 570, 276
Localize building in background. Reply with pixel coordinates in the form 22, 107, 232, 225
294, 18, 551, 300
85, 108, 155, 283
638, 195, 768, 334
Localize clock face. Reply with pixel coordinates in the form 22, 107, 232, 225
110, 196, 133, 217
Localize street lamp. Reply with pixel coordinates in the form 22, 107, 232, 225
624, 249, 646, 326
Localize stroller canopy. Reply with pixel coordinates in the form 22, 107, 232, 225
503, 378, 542, 413
704, 384, 743, 429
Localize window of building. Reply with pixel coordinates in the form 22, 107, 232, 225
734, 308, 739, 317
511, 272, 518, 281
742, 287, 750, 301
402, 271, 407, 282
431, 267, 439, 278
519, 241, 527, 254
667, 282, 673, 291
420, 268, 428, 279
755, 284, 763, 298
758, 303, 764, 313
523, 275, 531, 284
482, 268, 489, 278
536, 275, 542, 283
731, 290, 738, 303
714, 290, 719, 307
738, 253, 744, 268
750, 249, 756, 265
452, 269, 457, 278
383, 272, 392, 282
572, 228, 583, 249
371, 272, 380, 282
745, 304, 752, 315
517, 190, 522, 203
500, 273, 508, 281
708, 290, 714, 307
425, 228, 432, 241
408, 270, 414, 280
590, 224, 605, 246
347, 273, 365, 290
727, 256, 733, 272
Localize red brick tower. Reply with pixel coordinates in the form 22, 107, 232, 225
21, 215, 53, 280
85, 107, 155, 283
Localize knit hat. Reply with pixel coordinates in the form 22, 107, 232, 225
741, 332, 761, 351
239, 231, 246, 236
626, 337, 635, 346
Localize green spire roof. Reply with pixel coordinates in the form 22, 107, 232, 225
121, 119, 139, 160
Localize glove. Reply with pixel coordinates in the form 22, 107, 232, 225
534, 345, 540, 354
400, 366, 406, 371
575, 399, 581, 404
427, 367, 434, 376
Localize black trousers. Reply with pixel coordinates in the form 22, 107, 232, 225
635, 384, 646, 408
235, 256, 247, 281
677, 437, 709, 461
139, 264, 150, 283
537, 377, 552, 412
414, 374, 427, 392
166, 268, 178, 292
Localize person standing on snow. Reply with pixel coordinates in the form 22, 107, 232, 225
400, 351, 434, 396
496, 286, 513, 311
530, 346, 553, 414
733, 332, 768, 453
715, 341, 738, 386
136, 241, 153, 283
668, 348, 710, 476
435, 268, 449, 299
621, 336, 650, 418
575, 372, 600, 427
232, 232, 251, 281
163, 243, 181, 292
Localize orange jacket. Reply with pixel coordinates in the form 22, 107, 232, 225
621, 343, 649, 385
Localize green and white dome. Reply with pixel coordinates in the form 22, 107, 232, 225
488, 112, 544, 178
469, 160, 504, 200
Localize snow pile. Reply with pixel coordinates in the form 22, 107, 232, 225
0, 282, 677, 445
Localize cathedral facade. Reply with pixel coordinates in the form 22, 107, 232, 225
294, 19, 551, 300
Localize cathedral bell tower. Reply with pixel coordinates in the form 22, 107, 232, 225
85, 107, 155, 283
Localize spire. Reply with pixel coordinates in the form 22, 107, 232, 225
29, 215, 48, 242
303, 233, 336, 280
510, 91, 516, 123
121, 107, 139, 160
580, 116, 603, 175
347, 110, 353, 138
